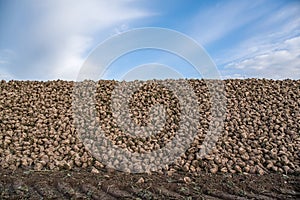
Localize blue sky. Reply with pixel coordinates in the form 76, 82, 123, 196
0, 0, 299, 80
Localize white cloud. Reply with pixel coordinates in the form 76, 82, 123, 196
217, 15, 300, 66
206, 1, 300, 80
51, 35, 93, 80
121, 63, 184, 81
190, 1, 267, 46
5, 0, 152, 80
114, 24, 130, 34
0, 72, 14, 81
224, 36, 300, 79
32, 0, 150, 37
0, 68, 15, 80
0, 49, 15, 80
0, 53, 15, 80
221, 73, 246, 80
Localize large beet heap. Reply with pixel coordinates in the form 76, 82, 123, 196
0, 79, 299, 175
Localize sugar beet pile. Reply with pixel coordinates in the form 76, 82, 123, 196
0, 79, 299, 175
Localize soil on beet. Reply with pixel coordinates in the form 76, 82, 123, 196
0, 168, 299, 200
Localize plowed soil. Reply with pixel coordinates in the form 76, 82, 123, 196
0, 168, 299, 199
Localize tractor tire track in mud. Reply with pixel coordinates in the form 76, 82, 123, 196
0, 168, 299, 199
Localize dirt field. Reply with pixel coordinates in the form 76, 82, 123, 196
0, 79, 299, 199
0, 168, 299, 199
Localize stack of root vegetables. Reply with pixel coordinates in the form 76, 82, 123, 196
0, 79, 299, 175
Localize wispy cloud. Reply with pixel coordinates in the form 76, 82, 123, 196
2, 0, 152, 80
220, 18, 300, 78
0, 49, 15, 80
196, 1, 300, 79
190, 1, 270, 46
0, 71, 14, 81
217, 2, 300, 64
1, 0, 299, 80
224, 36, 300, 79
